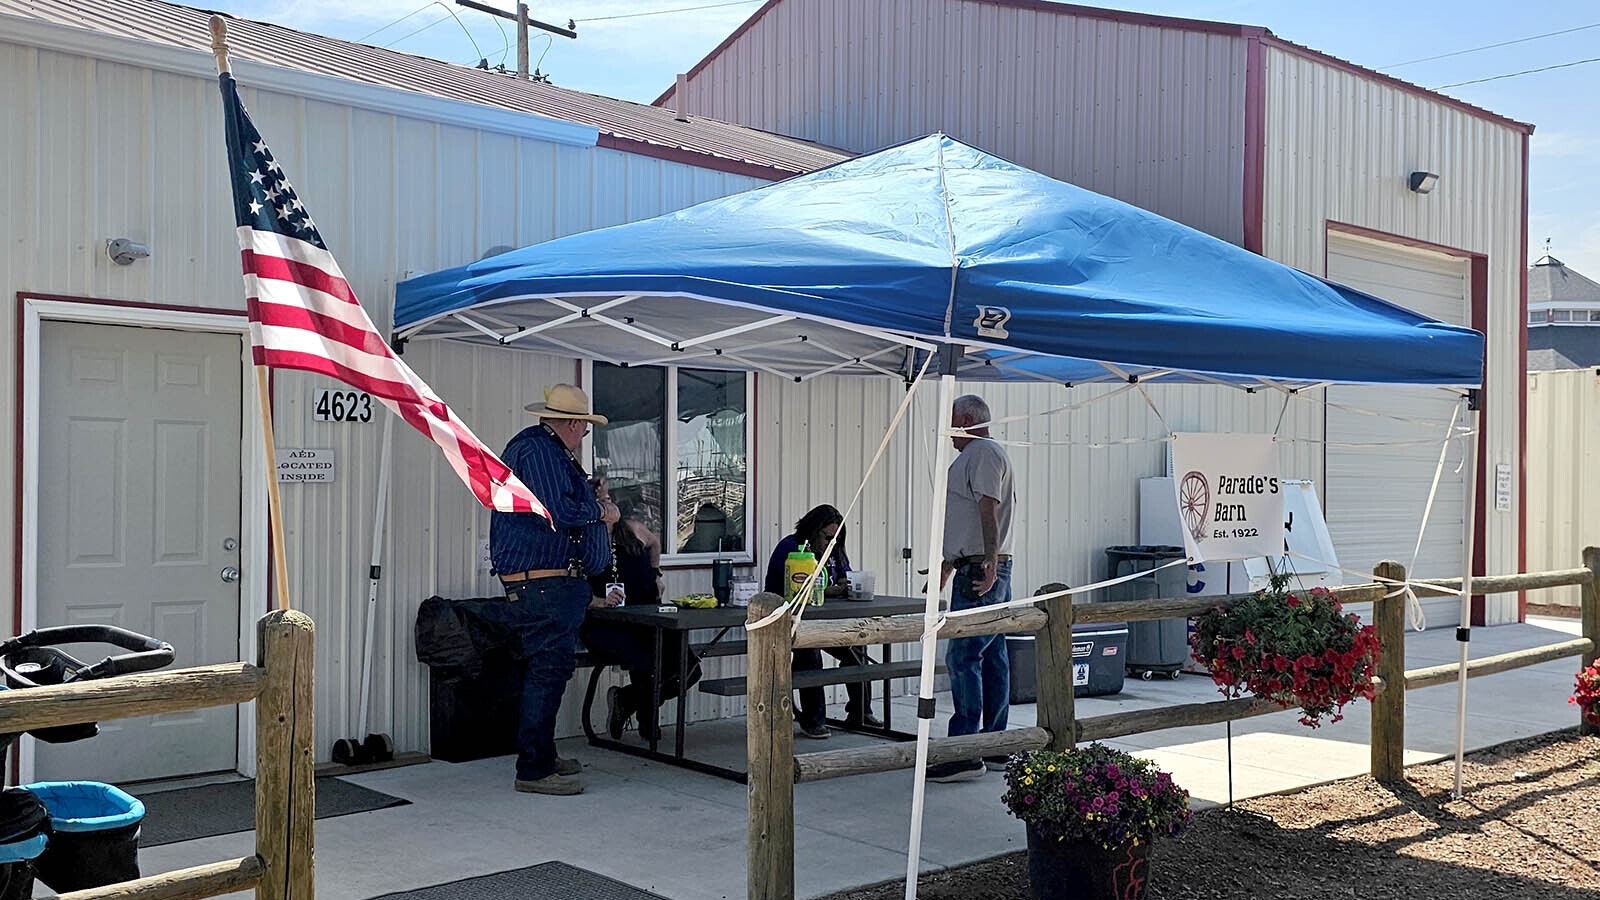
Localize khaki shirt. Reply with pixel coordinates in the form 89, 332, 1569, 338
942, 437, 1015, 561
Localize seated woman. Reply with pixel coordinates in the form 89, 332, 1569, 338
763, 504, 884, 739
581, 486, 701, 742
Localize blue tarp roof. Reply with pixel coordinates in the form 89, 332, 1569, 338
396, 134, 1483, 387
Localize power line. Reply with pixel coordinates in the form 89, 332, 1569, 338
576, 0, 763, 24
1434, 56, 1600, 89
356, 1, 438, 44
382, 10, 453, 49
1385, 22, 1600, 69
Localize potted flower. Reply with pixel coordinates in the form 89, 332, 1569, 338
1571, 659, 1600, 727
1191, 570, 1380, 728
1000, 743, 1191, 900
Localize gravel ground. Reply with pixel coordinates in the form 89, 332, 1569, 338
820, 729, 1600, 900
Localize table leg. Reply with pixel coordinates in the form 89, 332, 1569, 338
675, 630, 690, 759
648, 627, 664, 752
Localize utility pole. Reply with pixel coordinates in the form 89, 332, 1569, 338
455, 1, 576, 81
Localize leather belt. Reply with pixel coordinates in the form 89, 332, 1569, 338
952, 554, 1012, 566
499, 568, 573, 585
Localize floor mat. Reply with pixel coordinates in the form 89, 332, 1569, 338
363, 861, 671, 900
138, 776, 409, 847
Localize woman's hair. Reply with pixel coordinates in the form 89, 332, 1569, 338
612, 516, 646, 559
793, 504, 845, 549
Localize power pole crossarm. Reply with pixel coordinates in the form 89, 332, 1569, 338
455, 0, 576, 81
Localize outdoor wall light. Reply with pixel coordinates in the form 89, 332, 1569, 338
1407, 171, 1439, 194
106, 237, 151, 265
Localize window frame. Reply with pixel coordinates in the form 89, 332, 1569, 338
583, 361, 755, 566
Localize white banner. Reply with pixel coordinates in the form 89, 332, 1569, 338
1169, 433, 1283, 562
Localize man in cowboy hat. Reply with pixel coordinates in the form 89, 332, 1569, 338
486, 383, 620, 795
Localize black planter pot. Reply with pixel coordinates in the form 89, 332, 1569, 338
1024, 824, 1151, 900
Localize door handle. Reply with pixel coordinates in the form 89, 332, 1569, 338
220, 566, 241, 584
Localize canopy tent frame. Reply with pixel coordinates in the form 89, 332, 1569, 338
391, 133, 1490, 895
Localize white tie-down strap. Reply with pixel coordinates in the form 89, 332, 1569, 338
747, 353, 936, 636
1403, 397, 1466, 632
940, 556, 1192, 622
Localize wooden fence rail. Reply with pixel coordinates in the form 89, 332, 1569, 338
0, 609, 314, 900
753, 551, 1600, 900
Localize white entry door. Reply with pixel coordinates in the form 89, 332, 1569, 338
35, 321, 244, 781
1324, 234, 1470, 628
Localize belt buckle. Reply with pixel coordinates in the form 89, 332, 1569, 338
566, 561, 584, 579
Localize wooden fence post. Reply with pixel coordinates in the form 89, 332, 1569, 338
1033, 584, 1076, 750
1370, 561, 1407, 782
747, 592, 794, 900
1582, 548, 1600, 737
256, 609, 316, 900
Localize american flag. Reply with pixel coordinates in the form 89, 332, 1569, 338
219, 73, 547, 517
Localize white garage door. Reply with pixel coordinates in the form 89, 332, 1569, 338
1325, 234, 1471, 629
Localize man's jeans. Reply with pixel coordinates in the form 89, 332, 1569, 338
475, 577, 590, 780
945, 559, 1013, 737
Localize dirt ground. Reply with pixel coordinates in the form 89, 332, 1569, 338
820, 729, 1600, 900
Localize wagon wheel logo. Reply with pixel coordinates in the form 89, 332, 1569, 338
1179, 471, 1209, 541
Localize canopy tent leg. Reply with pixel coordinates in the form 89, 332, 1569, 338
904, 352, 960, 900
1452, 392, 1481, 797
357, 413, 395, 743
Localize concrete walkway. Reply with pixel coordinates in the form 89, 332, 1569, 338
134, 617, 1586, 900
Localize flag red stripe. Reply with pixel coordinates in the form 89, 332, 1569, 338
243, 249, 358, 306
249, 297, 394, 360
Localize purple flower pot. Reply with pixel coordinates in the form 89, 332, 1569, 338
1025, 824, 1151, 900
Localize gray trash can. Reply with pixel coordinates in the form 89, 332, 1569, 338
1104, 546, 1189, 680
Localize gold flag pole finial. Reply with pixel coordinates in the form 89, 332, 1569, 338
209, 15, 232, 75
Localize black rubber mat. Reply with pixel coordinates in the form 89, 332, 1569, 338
363, 861, 671, 900
137, 776, 409, 847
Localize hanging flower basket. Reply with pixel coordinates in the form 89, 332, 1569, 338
1571, 660, 1600, 727
1190, 571, 1380, 728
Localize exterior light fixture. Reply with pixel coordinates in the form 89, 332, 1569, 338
1407, 171, 1439, 194
105, 238, 151, 265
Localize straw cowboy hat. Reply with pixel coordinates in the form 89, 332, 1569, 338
524, 384, 608, 425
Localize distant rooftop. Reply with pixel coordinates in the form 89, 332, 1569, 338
0, 0, 850, 179
1529, 255, 1600, 307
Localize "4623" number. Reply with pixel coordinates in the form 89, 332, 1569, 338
313, 389, 373, 423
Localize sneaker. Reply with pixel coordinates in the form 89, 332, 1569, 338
845, 711, 886, 730
605, 686, 630, 741
514, 773, 584, 795
926, 759, 985, 782
983, 755, 1009, 772
555, 756, 582, 776
797, 722, 831, 740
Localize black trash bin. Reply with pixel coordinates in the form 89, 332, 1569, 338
1104, 546, 1189, 680
0, 786, 50, 900
23, 781, 143, 892
415, 596, 523, 763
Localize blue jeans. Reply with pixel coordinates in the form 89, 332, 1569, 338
946, 559, 1012, 737
474, 577, 590, 780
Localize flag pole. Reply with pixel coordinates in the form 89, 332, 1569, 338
213, 16, 292, 612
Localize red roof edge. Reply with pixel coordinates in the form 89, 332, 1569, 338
652, 0, 1259, 107
1260, 34, 1534, 134
594, 134, 794, 181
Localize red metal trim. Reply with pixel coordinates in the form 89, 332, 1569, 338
1470, 254, 1490, 627
1517, 132, 1530, 623
17, 292, 249, 320
1242, 31, 1267, 255
1259, 34, 1532, 135
594, 134, 789, 182
1325, 221, 1482, 260
655, 0, 1265, 108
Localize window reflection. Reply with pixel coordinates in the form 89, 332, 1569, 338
677, 369, 746, 553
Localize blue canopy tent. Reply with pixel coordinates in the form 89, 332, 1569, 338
395, 134, 1487, 895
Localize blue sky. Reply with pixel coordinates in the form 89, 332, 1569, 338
206, 0, 1599, 276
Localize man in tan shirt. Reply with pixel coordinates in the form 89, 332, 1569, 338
927, 394, 1016, 783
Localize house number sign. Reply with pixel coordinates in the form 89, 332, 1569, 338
313, 389, 374, 423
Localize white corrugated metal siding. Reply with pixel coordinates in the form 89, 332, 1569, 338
1526, 369, 1600, 607
1261, 46, 1526, 622
671, 0, 1251, 244
0, 31, 770, 761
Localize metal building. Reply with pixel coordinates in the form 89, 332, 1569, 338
661, 0, 1531, 625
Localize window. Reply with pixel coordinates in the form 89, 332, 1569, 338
1529, 310, 1548, 326
1554, 310, 1574, 323
591, 363, 749, 558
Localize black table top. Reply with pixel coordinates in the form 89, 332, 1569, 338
586, 593, 932, 630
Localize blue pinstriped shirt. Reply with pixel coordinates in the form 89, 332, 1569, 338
489, 425, 611, 577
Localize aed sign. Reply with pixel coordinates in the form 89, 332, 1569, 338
276, 448, 336, 483
312, 389, 374, 423
1168, 433, 1283, 563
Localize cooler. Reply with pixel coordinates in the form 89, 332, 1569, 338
1006, 623, 1127, 702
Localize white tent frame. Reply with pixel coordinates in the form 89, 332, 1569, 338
396, 285, 1484, 896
